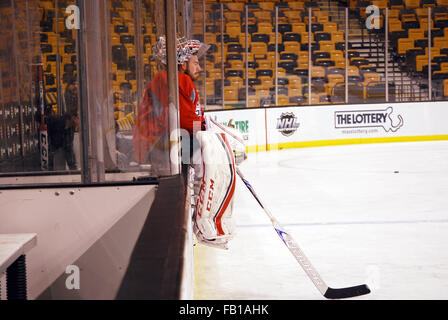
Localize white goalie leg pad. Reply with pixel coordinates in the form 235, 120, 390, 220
193, 131, 237, 250
205, 116, 248, 165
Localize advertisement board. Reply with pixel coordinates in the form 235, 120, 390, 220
207, 102, 448, 153
207, 108, 267, 152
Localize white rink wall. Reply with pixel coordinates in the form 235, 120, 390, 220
206, 101, 448, 152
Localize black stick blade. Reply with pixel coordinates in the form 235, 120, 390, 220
324, 284, 371, 299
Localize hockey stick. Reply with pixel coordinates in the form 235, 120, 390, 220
207, 117, 245, 146
236, 168, 371, 299
38, 63, 49, 170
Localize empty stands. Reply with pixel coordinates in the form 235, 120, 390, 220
38, 0, 448, 112
195, 0, 391, 107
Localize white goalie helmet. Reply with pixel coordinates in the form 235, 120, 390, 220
153, 35, 210, 65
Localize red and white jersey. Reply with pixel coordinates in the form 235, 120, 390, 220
133, 71, 205, 162
133, 71, 169, 162
178, 72, 205, 136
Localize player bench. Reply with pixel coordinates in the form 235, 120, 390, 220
0, 234, 37, 300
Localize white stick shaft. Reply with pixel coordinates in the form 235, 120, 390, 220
236, 168, 329, 295
207, 116, 245, 145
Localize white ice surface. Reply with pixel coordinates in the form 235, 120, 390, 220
195, 141, 448, 300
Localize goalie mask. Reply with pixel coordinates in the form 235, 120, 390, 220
153, 36, 210, 65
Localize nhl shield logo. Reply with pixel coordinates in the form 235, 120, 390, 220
277, 112, 300, 137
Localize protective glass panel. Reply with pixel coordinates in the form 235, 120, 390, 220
275, 3, 306, 107
428, 6, 448, 101
52, 0, 80, 171
317, 4, 347, 105
0, 0, 81, 178
202, 2, 224, 108
109, 0, 139, 171
224, 2, 247, 108
348, 3, 447, 104
347, 2, 386, 104
110, 0, 138, 128
38, 0, 81, 172
192, 0, 206, 108
247, 2, 274, 108
111, 0, 170, 177
309, 5, 329, 105
0, 1, 26, 171
386, 5, 413, 102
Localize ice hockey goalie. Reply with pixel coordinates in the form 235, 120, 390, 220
192, 130, 237, 250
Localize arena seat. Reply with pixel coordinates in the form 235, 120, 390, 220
366, 82, 387, 102
199, 0, 410, 105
